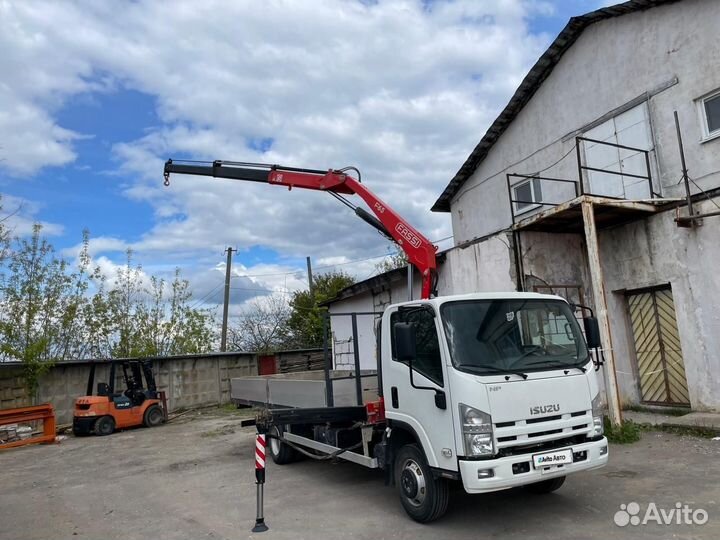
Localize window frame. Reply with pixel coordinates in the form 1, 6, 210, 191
512, 177, 543, 214
698, 88, 720, 143
390, 308, 444, 387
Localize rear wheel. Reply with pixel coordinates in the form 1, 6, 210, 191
143, 404, 164, 427
395, 444, 449, 523
268, 425, 297, 465
525, 476, 566, 494
94, 415, 115, 436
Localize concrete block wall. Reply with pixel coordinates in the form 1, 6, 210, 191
0, 352, 258, 425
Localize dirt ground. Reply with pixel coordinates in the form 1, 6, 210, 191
1, 408, 718, 540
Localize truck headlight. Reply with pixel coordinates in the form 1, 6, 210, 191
590, 393, 604, 437
460, 404, 493, 456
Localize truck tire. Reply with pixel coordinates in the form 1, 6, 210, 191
143, 404, 164, 427
525, 476, 566, 494
94, 415, 115, 436
268, 425, 297, 465
395, 444, 449, 523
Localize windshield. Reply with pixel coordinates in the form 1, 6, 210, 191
440, 299, 589, 375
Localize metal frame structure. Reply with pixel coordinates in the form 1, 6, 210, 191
575, 136, 655, 201
507, 137, 657, 225
321, 311, 384, 407
507, 173, 580, 224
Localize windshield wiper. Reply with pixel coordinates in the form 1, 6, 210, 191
458, 364, 528, 380
521, 359, 587, 373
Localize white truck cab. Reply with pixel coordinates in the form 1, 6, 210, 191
382, 292, 608, 519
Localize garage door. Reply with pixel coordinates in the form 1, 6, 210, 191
627, 287, 689, 406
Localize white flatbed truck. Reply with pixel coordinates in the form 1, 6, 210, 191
232, 292, 609, 522
162, 159, 608, 522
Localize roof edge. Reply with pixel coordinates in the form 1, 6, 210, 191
431, 0, 679, 213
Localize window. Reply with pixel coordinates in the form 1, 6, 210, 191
699, 90, 720, 140
391, 308, 443, 386
512, 177, 543, 213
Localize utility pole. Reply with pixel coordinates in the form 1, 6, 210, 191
220, 247, 237, 352
306, 256, 314, 301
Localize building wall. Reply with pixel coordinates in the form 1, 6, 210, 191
0, 352, 257, 425
328, 271, 421, 371
436, 233, 516, 295
450, 0, 720, 244
599, 197, 720, 410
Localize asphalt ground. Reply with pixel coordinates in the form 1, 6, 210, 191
1, 407, 718, 540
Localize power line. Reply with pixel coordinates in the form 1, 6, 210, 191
189, 282, 224, 309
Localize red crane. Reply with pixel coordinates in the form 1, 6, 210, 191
163, 160, 439, 298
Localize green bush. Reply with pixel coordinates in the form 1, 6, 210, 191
604, 418, 642, 444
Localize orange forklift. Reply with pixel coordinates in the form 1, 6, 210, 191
73, 360, 167, 436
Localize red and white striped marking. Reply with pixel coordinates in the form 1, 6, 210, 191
255, 434, 266, 470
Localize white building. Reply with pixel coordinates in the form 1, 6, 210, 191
326, 0, 720, 411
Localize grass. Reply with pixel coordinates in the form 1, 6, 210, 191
604, 417, 718, 444
604, 418, 643, 444
623, 404, 691, 417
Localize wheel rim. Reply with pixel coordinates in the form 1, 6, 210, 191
270, 427, 281, 456
400, 458, 426, 507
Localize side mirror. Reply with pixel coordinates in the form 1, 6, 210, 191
394, 322, 417, 362
583, 317, 601, 349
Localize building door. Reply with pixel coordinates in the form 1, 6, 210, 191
582, 102, 654, 199
627, 287, 689, 406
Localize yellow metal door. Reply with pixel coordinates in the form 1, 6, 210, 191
627, 288, 689, 406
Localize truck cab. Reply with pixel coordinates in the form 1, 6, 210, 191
382, 292, 608, 519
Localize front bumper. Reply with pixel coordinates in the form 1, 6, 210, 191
459, 437, 608, 494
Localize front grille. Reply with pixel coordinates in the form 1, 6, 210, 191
498, 434, 588, 457
528, 428, 563, 438
527, 415, 561, 424
493, 410, 592, 452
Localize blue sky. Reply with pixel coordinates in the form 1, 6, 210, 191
0, 0, 611, 312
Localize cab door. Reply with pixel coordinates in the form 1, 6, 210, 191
382, 306, 457, 471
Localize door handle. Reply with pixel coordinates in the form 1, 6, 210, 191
391, 386, 399, 408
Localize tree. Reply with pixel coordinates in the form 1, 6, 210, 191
374, 251, 408, 274
0, 225, 93, 394
101, 251, 215, 358
229, 294, 291, 353
286, 270, 355, 348
0, 196, 10, 265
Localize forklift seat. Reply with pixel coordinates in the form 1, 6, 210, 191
97, 383, 111, 396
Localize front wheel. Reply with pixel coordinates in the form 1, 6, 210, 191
525, 476, 566, 494
143, 404, 165, 427
395, 444, 449, 523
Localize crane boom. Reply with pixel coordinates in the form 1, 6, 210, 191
163, 159, 439, 298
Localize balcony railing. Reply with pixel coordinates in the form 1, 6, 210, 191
507, 137, 656, 225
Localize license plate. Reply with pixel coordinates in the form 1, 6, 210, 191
532, 449, 573, 469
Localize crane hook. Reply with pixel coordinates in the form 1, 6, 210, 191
163, 171, 170, 187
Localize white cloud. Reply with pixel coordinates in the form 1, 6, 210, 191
0, 0, 551, 275
0, 194, 64, 237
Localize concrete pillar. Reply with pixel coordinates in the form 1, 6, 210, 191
582, 200, 623, 426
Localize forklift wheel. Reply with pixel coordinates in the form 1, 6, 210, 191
143, 404, 164, 428
94, 415, 115, 436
